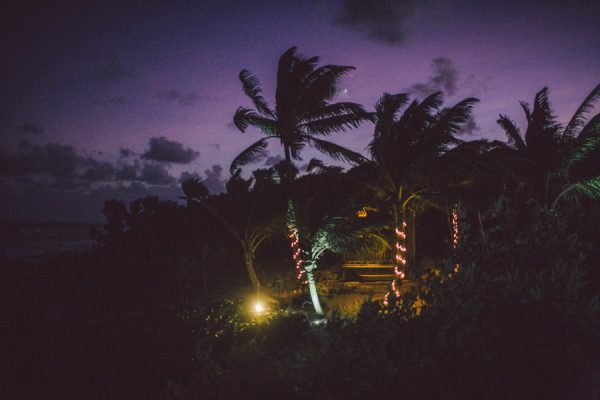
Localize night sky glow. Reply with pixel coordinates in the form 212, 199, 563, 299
1, 0, 599, 221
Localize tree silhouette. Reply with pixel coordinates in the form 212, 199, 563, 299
355, 91, 478, 301
497, 84, 600, 209
181, 171, 285, 303
231, 47, 372, 314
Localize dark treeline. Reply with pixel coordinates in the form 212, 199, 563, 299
3, 47, 600, 399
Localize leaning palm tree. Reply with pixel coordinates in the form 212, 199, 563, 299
181, 172, 284, 303
231, 47, 371, 315
497, 84, 600, 209
354, 92, 478, 303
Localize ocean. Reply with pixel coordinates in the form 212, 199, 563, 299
0, 220, 101, 260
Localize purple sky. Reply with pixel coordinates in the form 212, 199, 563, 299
1, 0, 599, 221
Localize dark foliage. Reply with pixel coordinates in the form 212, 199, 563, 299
163, 200, 599, 400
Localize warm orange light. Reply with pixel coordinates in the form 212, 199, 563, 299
357, 209, 367, 218
254, 301, 265, 314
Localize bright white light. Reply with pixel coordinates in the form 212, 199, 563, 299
254, 301, 265, 314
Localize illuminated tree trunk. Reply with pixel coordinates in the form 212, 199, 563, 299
305, 263, 324, 316
451, 204, 460, 272
287, 200, 324, 315
384, 205, 407, 306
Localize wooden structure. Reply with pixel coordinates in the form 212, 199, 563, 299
341, 260, 396, 282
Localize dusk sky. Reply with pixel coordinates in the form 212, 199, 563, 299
1, 0, 599, 221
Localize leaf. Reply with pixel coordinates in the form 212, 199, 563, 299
233, 107, 277, 135
229, 138, 270, 174
306, 136, 368, 165
564, 83, 600, 138
497, 114, 526, 151
239, 69, 274, 117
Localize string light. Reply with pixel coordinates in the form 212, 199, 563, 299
452, 206, 459, 272
384, 218, 407, 307
288, 205, 307, 285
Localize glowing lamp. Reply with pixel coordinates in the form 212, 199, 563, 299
357, 209, 368, 218
254, 301, 265, 314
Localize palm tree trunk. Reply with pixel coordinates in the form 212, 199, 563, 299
282, 144, 324, 315
243, 244, 279, 304
243, 249, 260, 289
305, 264, 324, 316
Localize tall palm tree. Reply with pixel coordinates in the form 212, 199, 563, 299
231, 47, 372, 315
231, 46, 371, 174
497, 84, 600, 209
355, 92, 478, 302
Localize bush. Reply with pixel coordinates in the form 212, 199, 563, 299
164, 199, 599, 400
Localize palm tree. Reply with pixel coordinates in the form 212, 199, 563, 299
497, 84, 600, 209
231, 47, 372, 315
181, 172, 284, 303
231, 46, 371, 174
355, 91, 478, 302
292, 168, 363, 316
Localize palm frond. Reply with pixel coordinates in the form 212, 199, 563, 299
306, 158, 324, 173
301, 65, 355, 103
422, 97, 479, 151
578, 114, 600, 142
239, 69, 274, 117
230, 138, 270, 174
301, 109, 369, 136
374, 93, 409, 119
417, 92, 444, 116
303, 102, 372, 121
567, 136, 600, 164
571, 177, 600, 199
233, 107, 277, 135
552, 177, 600, 209
181, 177, 209, 202
305, 158, 344, 174
520, 101, 532, 124
497, 114, 526, 151
305, 136, 368, 165
564, 83, 600, 138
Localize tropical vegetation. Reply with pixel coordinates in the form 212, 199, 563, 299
5, 47, 600, 399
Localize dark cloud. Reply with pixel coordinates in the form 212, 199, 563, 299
155, 90, 200, 107
20, 123, 44, 135
333, 0, 419, 45
115, 162, 139, 181
1, 179, 182, 222
140, 162, 176, 185
51, 177, 91, 191
409, 57, 459, 97
81, 160, 116, 181
0, 141, 180, 186
95, 54, 136, 82
142, 136, 199, 164
0, 140, 84, 177
264, 154, 283, 166
109, 96, 128, 104
202, 164, 226, 194
119, 148, 134, 158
